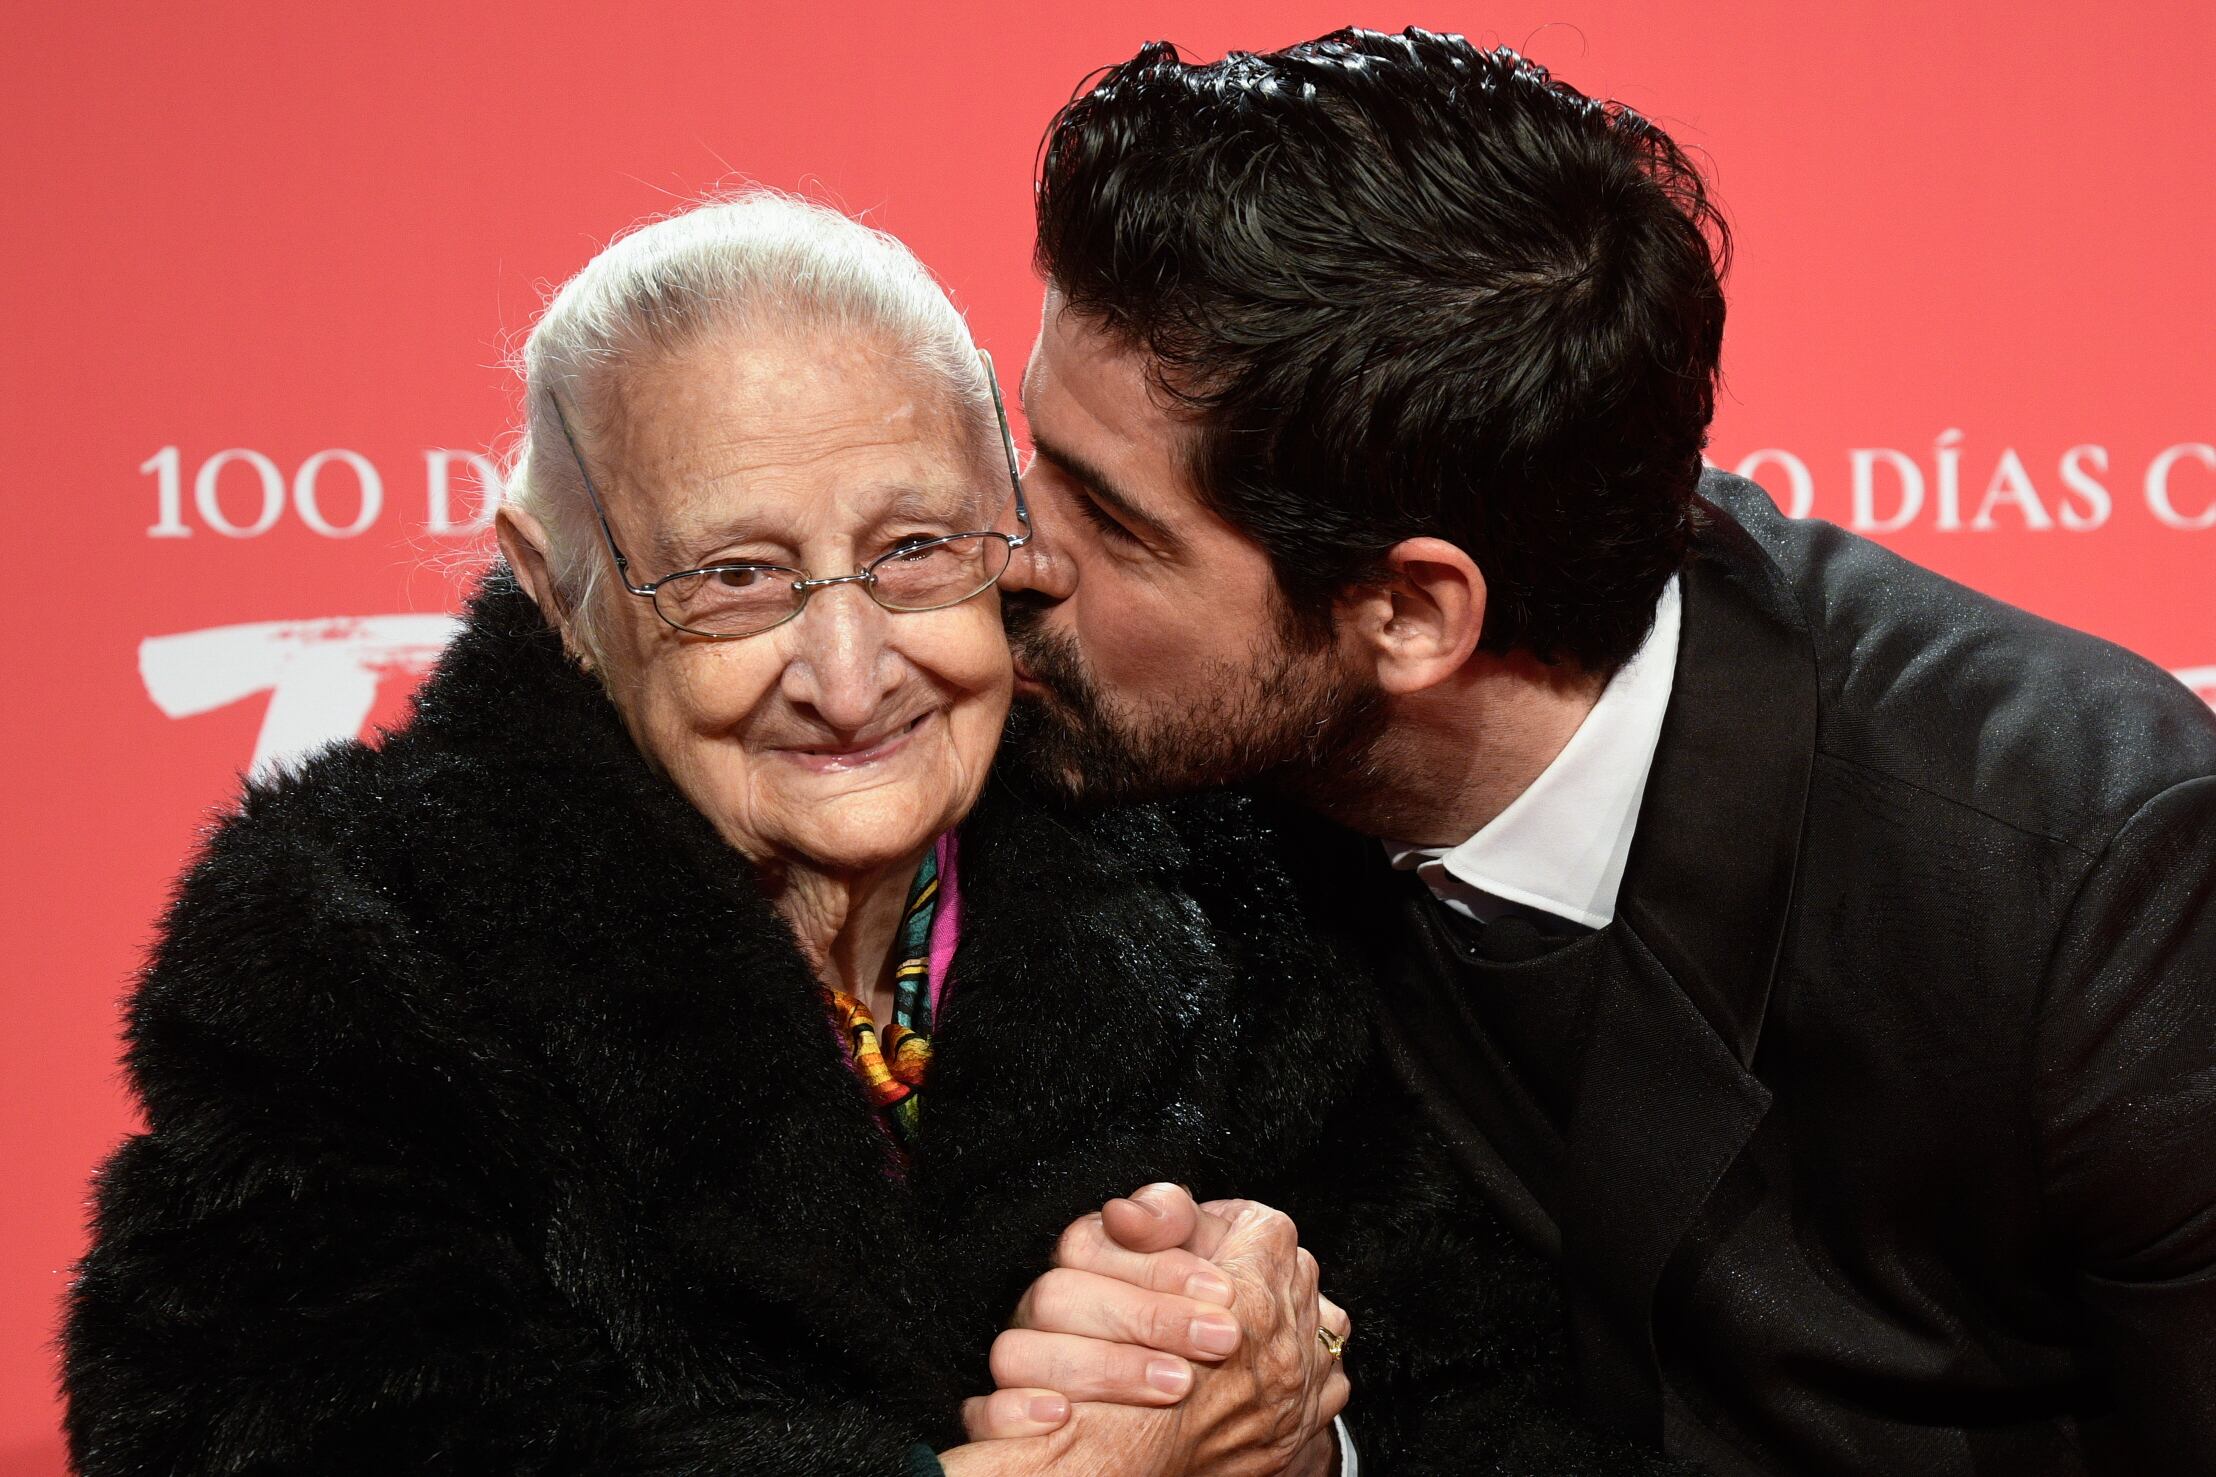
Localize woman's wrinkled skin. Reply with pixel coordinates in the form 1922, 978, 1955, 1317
500, 324, 1013, 1006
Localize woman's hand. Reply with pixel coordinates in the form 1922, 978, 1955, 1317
955, 1184, 1351, 1476
1166, 1194, 1351, 1474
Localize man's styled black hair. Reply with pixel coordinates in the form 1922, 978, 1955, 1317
1035, 27, 1730, 670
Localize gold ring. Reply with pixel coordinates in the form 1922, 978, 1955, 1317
1317, 1327, 1346, 1361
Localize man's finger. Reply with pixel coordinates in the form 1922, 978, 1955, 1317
1099, 1182, 1201, 1254
960, 1388, 1072, 1441
1100, 1185, 1247, 1261
989, 1327, 1197, 1406
1011, 1267, 1245, 1361
1053, 1214, 1237, 1304
1104, 1190, 1238, 1260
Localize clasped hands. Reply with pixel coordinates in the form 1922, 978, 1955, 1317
937, 1186, 1352, 1477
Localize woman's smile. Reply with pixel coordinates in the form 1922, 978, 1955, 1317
771, 709, 935, 774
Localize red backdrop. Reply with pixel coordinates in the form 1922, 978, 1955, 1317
4, 2, 2211, 1467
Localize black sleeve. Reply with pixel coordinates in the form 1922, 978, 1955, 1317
1276, 1066, 1694, 1476
62, 827, 926, 1477
2033, 776, 2216, 1472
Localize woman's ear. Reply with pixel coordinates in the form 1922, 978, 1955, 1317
1340, 538, 1487, 697
495, 505, 591, 668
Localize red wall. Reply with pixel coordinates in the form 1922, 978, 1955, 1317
4, 2, 2211, 1467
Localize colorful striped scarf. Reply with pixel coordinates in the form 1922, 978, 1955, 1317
826, 830, 958, 1147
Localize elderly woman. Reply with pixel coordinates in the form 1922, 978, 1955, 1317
62, 196, 1677, 1477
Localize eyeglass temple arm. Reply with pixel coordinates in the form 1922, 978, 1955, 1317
980, 350, 1032, 549
545, 390, 657, 596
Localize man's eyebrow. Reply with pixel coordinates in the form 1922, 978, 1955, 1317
1029, 433, 1181, 553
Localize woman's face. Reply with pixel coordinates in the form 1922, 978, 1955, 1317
571, 326, 1014, 876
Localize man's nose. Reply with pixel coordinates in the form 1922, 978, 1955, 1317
778, 586, 901, 732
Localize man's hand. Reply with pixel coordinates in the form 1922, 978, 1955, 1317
983, 1189, 1247, 1407
961, 1184, 1351, 1476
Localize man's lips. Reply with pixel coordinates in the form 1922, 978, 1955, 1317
772, 712, 932, 773
1010, 653, 1052, 695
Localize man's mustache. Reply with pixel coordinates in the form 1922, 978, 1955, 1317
1001, 599, 1082, 695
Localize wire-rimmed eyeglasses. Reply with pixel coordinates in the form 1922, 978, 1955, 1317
545, 349, 1032, 640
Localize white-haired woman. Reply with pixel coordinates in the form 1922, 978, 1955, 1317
62, 195, 1681, 1477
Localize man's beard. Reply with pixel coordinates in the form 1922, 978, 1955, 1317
1001, 597, 1389, 808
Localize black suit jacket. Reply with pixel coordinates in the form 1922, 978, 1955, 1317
1332, 473, 2216, 1474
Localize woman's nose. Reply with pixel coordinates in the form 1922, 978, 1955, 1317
778, 586, 901, 732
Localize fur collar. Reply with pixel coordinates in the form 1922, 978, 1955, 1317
145, 573, 1374, 1441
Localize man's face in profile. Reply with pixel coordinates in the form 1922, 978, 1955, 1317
998, 292, 1383, 805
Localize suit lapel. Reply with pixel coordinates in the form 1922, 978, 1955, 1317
1562, 927, 1772, 1436
1562, 487, 1820, 1434
1616, 490, 1819, 1065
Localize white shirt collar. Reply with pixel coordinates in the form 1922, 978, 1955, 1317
1384, 575, 1682, 930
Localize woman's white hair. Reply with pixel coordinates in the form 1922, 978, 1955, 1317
504, 190, 994, 665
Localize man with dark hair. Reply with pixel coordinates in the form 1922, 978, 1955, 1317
986, 27, 2216, 1475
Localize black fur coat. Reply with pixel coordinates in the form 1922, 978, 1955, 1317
62, 578, 1678, 1476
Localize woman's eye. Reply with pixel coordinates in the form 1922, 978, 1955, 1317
713, 567, 771, 589
885, 534, 940, 559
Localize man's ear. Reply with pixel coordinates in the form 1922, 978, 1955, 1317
1339, 537, 1486, 697
494, 504, 590, 668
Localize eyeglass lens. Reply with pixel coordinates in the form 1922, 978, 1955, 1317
651, 534, 1014, 637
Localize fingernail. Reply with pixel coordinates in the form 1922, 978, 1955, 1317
1184, 1271, 1234, 1305
1146, 1356, 1192, 1395
1189, 1315, 1240, 1356
1115, 1194, 1166, 1222
1027, 1393, 1069, 1424
1133, 1185, 1177, 1217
